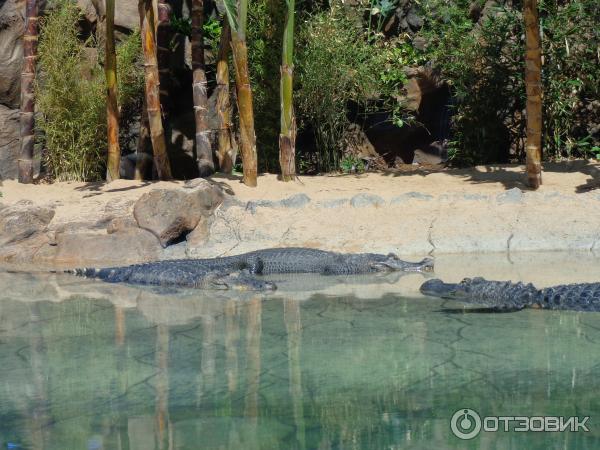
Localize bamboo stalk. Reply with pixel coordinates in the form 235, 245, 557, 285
156, 0, 172, 115
279, 0, 296, 181
105, 0, 121, 181
139, 0, 172, 180
18, 0, 38, 184
191, 0, 214, 176
215, 21, 236, 173
231, 33, 258, 186
524, 0, 542, 189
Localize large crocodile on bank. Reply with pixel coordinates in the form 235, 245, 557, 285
420, 277, 600, 312
70, 248, 434, 290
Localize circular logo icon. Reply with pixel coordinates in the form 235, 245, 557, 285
451, 408, 482, 440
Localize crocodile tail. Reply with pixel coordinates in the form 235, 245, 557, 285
65, 268, 101, 278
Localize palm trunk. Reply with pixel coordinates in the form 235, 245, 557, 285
215, 21, 236, 173
279, 0, 296, 181
191, 0, 214, 176
139, 0, 172, 180
18, 0, 38, 184
156, 0, 172, 115
105, 0, 121, 181
231, 33, 258, 186
524, 0, 542, 189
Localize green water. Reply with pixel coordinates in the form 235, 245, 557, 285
1, 272, 600, 449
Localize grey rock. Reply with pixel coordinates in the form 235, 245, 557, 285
390, 192, 434, 204
318, 198, 349, 209
278, 193, 311, 208
91, 0, 140, 31
134, 182, 224, 247
0, 203, 55, 246
0, 105, 20, 179
0, 1, 23, 108
245, 194, 311, 214
497, 188, 523, 204
53, 228, 162, 266
351, 193, 386, 208
406, 9, 423, 30
462, 193, 489, 201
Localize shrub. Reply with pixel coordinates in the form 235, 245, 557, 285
37, 0, 106, 181
419, 0, 599, 164
296, 13, 384, 171
37, 0, 144, 181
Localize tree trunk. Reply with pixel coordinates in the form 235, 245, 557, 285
231, 34, 258, 186
279, 0, 296, 181
139, 0, 172, 180
18, 0, 38, 184
156, 0, 172, 115
524, 0, 542, 189
215, 21, 236, 173
191, 0, 214, 177
105, 0, 121, 181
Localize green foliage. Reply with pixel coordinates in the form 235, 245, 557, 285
340, 155, 365, 173
296, 13, 391, 171
247, 0, 285, 172
37, 0, 106, 181
419, 0, 599, 164
37, 0, 144, 181
170, 16, 222, 55
539, 0, 600, 158
420, 1, 523, 164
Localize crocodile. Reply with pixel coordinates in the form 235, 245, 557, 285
70, 266, 277, 291
420, 277, 600, 312
69, 248, 434, 289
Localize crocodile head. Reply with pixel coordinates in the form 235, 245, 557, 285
204, 271, 277, 291
420, 277, 535, 310
372, 255, 435, 272
420, 278, 470, 299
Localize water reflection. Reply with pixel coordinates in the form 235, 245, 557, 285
1, 273, 600, 449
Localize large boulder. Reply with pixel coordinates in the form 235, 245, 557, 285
0, 201, 55, 246
0, 105, 20, 179
90, 0, 140, 31
53, 228, 162, 266
133, 180, 224, 247
0, 0, 23, 109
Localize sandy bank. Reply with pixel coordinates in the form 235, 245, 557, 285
1, 161, 600, 268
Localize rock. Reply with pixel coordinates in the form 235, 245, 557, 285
53, 228, 162, 266
0, 233, 53, 264
0, 202, 55, 246
92, 0, 140, 31
133, 182, 224, 247
390, 192, 433, 204
318, 198, 349, 209
413, 141, 448, 166
245, 194, 311, 214
0, 105, 20, 179
185, 216, 210, 247
405, 9, 423, 31
0, 0, 23, 108
106, 216, 139, 234
278, 193, 311, 208
350, 193, 385, 208
342, 124, 387, 170
497, 188, 523, 204
77, 0, 99, 25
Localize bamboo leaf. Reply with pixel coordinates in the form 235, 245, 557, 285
222, 0, 239, 33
